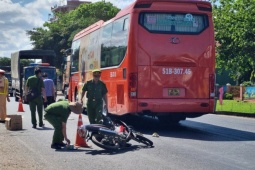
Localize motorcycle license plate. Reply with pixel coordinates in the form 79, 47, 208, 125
168, 88, 180, 96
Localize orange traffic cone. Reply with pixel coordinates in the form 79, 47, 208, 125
18, 98, 25, 112
74, 114, 90, 147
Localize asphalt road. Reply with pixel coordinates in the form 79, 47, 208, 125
1, 94, 255, 170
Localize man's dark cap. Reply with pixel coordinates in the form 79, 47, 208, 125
34, 67, 41, 75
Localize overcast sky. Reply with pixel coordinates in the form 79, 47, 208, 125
0, 0, 135, 58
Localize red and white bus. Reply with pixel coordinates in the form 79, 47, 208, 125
68, 0, 216, 123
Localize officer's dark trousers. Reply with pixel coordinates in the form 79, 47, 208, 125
87, 100, 103, 124
29, 97, 43, 126
44, 113, 64, 144
43, 96, 55, 109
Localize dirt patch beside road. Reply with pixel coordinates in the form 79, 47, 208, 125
0, 123, 43, 170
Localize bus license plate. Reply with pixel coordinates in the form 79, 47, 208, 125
168, 88, 180, 96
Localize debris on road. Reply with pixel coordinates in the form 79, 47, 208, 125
152, 132, 159, 137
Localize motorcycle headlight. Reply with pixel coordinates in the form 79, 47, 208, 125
77, 126, 87, 138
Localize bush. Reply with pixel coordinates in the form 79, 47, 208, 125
224, 93, 233, 100
241, 81, 253, 86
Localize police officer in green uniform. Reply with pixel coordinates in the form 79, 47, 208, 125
44, 100, 82, 149
25, 67, 47, 128
81, 69, 108, 124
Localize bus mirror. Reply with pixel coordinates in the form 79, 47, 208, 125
71, 67, 76, 72
65, 49, 72, 55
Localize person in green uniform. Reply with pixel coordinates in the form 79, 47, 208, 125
81, 69, 108, 124
44, 101, 82, 149
25, 67, 47, 128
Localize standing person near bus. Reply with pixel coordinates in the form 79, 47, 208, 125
25, 67, 47, 128
0, 69, 10, 122
42, 73, 56, 109
80, 69, 108, 124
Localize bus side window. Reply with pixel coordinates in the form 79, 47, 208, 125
111, 49, 119, 65
105, 54, 110, 66
101, 52, 106, 67
101, 51, 111, 68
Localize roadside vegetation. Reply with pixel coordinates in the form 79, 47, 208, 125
212, 0, 255, 84
27, 1, 119, 69
0, 57, 33, 67
216, 100, 255, 114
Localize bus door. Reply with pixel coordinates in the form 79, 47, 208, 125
136, 2, 214, 101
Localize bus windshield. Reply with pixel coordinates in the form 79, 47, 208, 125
71, 40, 80, 73
139, 12, 208, 34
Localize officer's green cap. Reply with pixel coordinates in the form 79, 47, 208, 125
92, 69, 101, 73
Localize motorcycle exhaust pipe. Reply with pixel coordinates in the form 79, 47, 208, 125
98, 128, 118, 136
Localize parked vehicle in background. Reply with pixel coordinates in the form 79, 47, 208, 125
11, 50, 56, 102
68, 0, 216, 124
22, 63, 57, 103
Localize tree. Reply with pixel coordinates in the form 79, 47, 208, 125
0, 57, 11, 66
27, 1, 120, 69
0, 57, 32, 71
212, 0, 255, 84
20, 59, 33, 68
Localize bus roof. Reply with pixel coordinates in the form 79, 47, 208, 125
73, 0, 211, 41
73, 20, 104, 40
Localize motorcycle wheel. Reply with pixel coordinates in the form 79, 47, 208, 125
91, 133, 120, 150
134, 134, 153, 147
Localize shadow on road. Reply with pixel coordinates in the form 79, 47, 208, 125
120, 115, 255, 142
82, 145, 154, 155
36, 126, 54, 130
55, 148, 87, 152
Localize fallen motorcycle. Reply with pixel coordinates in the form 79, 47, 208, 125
77, 115, 153, 150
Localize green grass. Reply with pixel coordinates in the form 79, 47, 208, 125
216, 100, 255, 114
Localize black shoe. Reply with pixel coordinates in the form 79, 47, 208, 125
51, 144, 62, 149
39, 124, 45, 127
32, 124, 37, 129
56, 142, 67, 147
